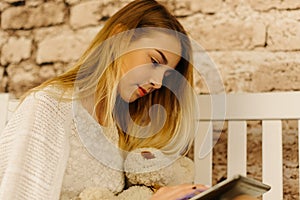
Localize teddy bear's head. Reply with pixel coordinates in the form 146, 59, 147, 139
78, 148, 195, 200
124, 147, 195, 188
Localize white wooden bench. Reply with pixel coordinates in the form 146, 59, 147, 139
194, 91, 300, 200
1, 92, 299, 199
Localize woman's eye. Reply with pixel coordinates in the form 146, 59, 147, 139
151, 57, 160, 67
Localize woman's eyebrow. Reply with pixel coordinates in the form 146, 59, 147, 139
155, 49, 168, 64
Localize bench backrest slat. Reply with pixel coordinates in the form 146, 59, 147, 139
195, 92, 300, 200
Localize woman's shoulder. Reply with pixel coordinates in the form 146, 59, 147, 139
36, 85, 72, 99
22, 86, 73, 112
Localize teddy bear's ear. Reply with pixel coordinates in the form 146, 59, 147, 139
124, 147, 177, 173
141, 151, 155, 159
124, 148, 195, 188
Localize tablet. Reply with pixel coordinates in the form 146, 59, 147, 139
190, 175, 271, 200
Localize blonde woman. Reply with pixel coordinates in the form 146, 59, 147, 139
0, 0, 257, 199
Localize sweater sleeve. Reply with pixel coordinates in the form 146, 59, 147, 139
0, 91, 71, 200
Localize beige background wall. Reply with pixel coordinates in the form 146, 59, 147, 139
1, 0, 300, 97
0, 0, 299, 199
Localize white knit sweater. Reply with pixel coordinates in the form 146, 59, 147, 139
0, 89, 125, 200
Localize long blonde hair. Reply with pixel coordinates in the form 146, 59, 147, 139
30, 0, 196, 155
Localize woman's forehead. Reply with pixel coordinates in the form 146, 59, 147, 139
128, 31, 182, 57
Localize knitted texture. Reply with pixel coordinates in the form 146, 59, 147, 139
0, 90, 71, 200
61, 101, 124, 199
0, 88, 124, 200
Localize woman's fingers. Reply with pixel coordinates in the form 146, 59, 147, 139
150, 184, 258, 200
232, 194, 258, 200
150, 184, 209, 200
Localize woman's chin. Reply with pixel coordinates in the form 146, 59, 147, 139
120, 95, 138, 103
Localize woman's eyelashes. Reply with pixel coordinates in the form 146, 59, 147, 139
151, 57, 160, 67
150, 56, 175, 77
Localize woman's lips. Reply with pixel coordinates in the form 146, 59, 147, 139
138, 86, 147, 97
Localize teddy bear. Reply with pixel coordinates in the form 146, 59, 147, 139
78, 147, 195, 200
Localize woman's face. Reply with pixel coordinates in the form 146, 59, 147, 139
118, 31, 181, 102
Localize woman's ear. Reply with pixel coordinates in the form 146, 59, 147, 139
109, 23, 127, 37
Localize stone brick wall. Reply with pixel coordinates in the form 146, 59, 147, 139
1, 0, 300, 96
0, 0, 299, 199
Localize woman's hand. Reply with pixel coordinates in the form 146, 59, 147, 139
150, 184, 258, 200
232, 194, 258, 200
150, 184, 208, 200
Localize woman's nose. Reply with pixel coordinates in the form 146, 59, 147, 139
150, 81, 162, 89
149, 70, 165, 89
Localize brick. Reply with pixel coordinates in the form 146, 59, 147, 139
172, 1, 192, 16
36, 27, 101, 64
172, 0, 222, 16
0, 31, 9, 48
6, 62, 41, 97
26, 0, 44, 7
252, 62, 300, 92
1, 2, 65, 30
36, 32, 81, 64
0, 66, 7, 93
224, 0, 240, 9
33, 26, 70, 42
100, 2, 127, 20
1, 37, 32, 65
267, 20, 300, 51
0, 67, 4, 81
0, 69, 7, 93
203, 51, 300, 92
76, 26, 102, 40
70, 1, 103, 29
0, 1, 9, 12
39, 65, 56, 81
65, 0, 80, 5
70, 1, 126, 29
5, 62, 66, 97
190, 0, 223, 13
3, 0, 23, 3
183, 18, 266, 50
193, 51, 226, 94
249, 0, 300, 11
